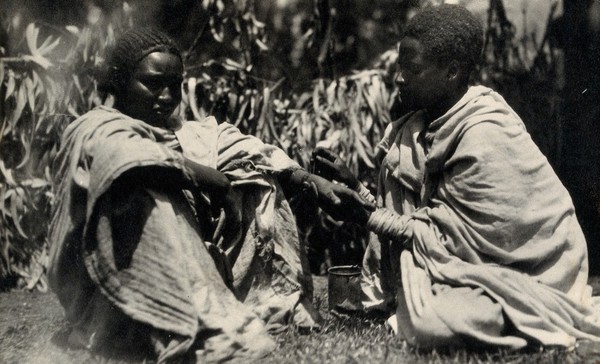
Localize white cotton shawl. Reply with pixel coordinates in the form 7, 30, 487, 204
47, 106, 312, 362
379, 86, 600, 348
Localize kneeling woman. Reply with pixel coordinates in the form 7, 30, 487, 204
48, 28, 372, 363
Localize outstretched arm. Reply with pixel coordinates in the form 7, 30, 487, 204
311, 147, 360, 189
279, 168, 375, 224
311, 147, 376, 203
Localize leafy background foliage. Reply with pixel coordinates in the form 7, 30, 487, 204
0, 0, 566, 289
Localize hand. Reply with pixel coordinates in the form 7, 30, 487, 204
183, 158, 232, 222
304, 173, 375, 225
212, 190, 242, 245
311, 147, 359, 190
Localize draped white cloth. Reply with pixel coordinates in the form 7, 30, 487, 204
48, 106, 318, 362
362, 86, 600, 348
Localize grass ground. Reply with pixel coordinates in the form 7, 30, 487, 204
1, 276, 600, 363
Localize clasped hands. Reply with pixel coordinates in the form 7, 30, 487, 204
305, 146, 375, 224
183, 158, 239, 242
185, 147, 375, 231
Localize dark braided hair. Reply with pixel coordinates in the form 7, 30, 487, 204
404, 5, 483, 76
100, 28, 182, 95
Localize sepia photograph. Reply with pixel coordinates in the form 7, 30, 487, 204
1, 0, 599, 363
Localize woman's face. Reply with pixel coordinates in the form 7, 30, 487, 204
119, 51, 184, 127
394, 36, 450, 115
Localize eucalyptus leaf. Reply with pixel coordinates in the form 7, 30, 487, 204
25, 77, 35, 115
11, 83, 27, 127
5, 70, 15, 101
9, 191, 28, 238
0, 60, 4, 91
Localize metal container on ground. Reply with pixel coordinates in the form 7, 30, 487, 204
327, 265, 362, 311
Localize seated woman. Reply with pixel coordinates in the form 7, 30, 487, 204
312, 4, 600, 351
48, 28, 372, 363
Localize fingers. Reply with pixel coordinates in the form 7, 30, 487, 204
313, 146, 338, 162
350, 190, 376, 210
305, 180, 319, 198
313, 156, 340, 181
212, 208, 226, 242
315, 156, 338, 171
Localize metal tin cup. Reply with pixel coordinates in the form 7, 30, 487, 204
327, 265, 362, 311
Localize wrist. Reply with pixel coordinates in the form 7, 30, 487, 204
367, 208, 411, 244
289, 169, 312, 187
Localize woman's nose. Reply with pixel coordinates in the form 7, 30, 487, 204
395, 70, 405, 85
158, 86, 174, 103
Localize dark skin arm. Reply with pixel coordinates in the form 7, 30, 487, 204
114, 157, 231, 208
309, 147, 380, 224
278, 168, 375, 225
311, 147, 360, 190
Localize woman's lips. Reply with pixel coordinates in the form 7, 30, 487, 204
153, 106, 174, 116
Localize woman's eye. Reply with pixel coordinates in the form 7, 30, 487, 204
144, 80, 161, 89
406, 68, 421, 76
171, 79, 183, 90
397, 63, 419, 76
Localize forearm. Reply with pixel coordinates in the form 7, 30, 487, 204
367, 208, 413, 247
183, 158, 231, 196
115, 164, 193, 192
114, 157, 230, 196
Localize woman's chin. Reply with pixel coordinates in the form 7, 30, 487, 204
146, 113, 173, 127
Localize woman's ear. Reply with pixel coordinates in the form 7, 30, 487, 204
110, 66, 124, 91
447, 60, 460, 81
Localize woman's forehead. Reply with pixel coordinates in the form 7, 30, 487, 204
398, 37, 423, 53
135, 51, 183, 74
397, 36, 426, 62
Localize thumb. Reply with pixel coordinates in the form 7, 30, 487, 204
303, 180, 319, 198
327, 190, 341, 205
